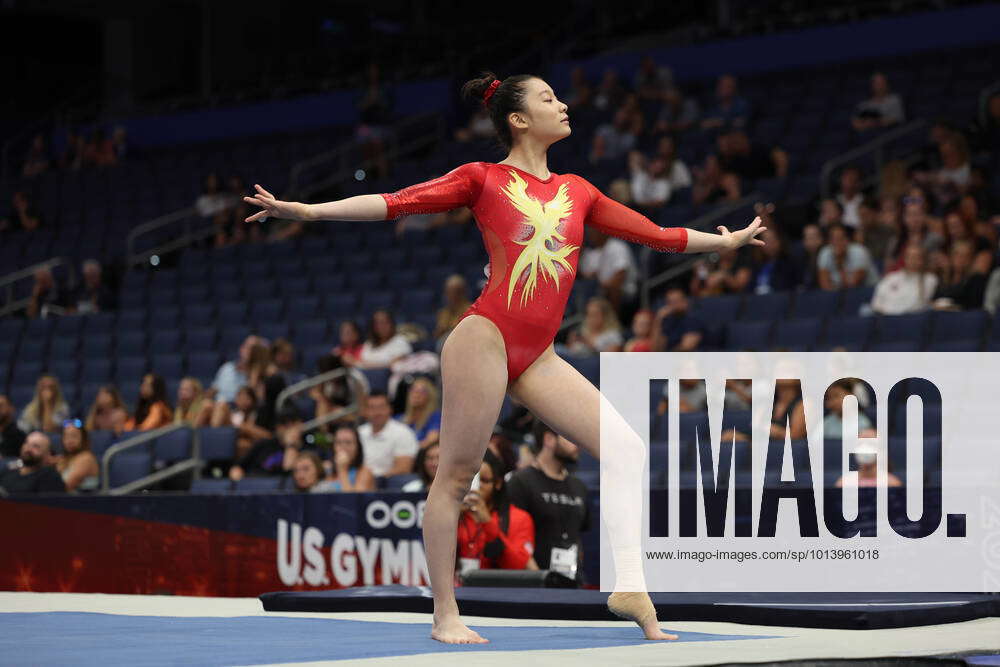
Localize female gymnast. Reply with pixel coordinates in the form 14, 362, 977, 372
245, 72, 765, 644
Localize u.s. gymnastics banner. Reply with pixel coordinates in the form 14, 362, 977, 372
599, 352, 1000, 592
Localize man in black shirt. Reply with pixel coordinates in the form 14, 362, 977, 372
0, 431, 66, 494
506, 419, 590, 582
0, 395, 26, 458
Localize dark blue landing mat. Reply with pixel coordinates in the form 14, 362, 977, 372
260, 586, 1000, 630
0, 612, 771, 666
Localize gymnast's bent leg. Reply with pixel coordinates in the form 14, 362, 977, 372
509, 345, 677, 641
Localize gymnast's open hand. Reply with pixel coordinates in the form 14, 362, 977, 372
717, 215, 767, 250
243, 184, 307, 222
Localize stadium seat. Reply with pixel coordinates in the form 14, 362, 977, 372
154, 428, 194, 462
235, 476, 285, 493
198, 427, 237, 460
726, 321, 773, 350
773, 317, 823, 350
788, 289, 840, 319
108, 451, 152, 488
821, 316, 874, 350
740, 292, 791, 321
190, 478, 236, 494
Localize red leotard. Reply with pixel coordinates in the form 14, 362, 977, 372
381, 162, 687, 383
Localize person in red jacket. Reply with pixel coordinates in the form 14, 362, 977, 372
457, 449, 537, 572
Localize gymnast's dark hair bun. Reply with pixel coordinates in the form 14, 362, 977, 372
460, 71, 500, 104
459, 70, 537, 151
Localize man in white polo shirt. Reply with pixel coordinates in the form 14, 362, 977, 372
358, 391, 418, 478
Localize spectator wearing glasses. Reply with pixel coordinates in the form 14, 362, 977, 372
54, 419, 99, 492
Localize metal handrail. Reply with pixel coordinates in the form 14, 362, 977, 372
275, 367, 365, 415
639, 193, 762, 309
979, 80, 1000, 128
0, 257, 77, 318
100, 423, 194, 494
818, 119, 927, 200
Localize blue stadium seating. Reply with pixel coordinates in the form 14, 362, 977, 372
198, 427, 237, 460
108, 451, 152, 488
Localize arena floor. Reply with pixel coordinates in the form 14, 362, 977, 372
2, 592, 999, 666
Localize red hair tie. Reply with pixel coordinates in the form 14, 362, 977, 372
483, 79, 501, 105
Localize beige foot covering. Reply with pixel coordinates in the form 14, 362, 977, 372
606, 591, 658, 627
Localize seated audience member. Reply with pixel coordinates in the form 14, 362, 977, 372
690, 247, 753, 297
333, 320, 365, 364
402, 441, 439, 492
229, 409, 306, 480
692, 154, 735, 205
70, 260, 115, 314
311, 354, 370, 422
358, 391, 418, 478
652, 135, 693, 190
579, 228, 638, 312
54, 419, 99, 492
591, 108, 638, 163
26, 266, 64, 319
654, 87, 700, 134
212, 386, 271, 459
18, 375, 70, 433
855, 197, 896, 269
269, 338, 305, 388
566, 297, 625, 356
817, 224, 880, 290
633, 55, 672, 100
932, 239, 988, 311
657, 378, 708, 415
750, 229, 801, 294
824, 379, 873, 436
836, 167, 866, 229
210, 335, 264, 404
506, 419, 590, 580
716, 130, 789, 196
929, 133, 972, 206
871, 245, 937, 315
85, 385, 128, 434
124, 374, 173, 431
652, 288, 704, 352
628, 150, 672, 211
173, 377, 208, 427
4, 191, 42, 233
458, 449, 538, 572
0, 395, 26, 458
318, 424, 375, 492
356, 309, 412, 370
797, 224, 826, 289
433, 275, 471, 344
817, 199, 844, 228
291, 451, 328, 493
0, 432, 66, 494
852, 72, 905, 131
593, 68, 625, 112
453, 107, 495, 143
835, 435, 902, 488
624, 309, 654, 352
396, 377, 441, 449
701, 74, 750, 132
771, 379, 807, 440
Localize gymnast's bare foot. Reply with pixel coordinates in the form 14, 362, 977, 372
607, 591, 679, 641
431, 615, 489, 644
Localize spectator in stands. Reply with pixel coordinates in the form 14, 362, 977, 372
69, 259, 115, 314
22, 134, 50, 178
852, 72, 905, 131
84, 128, 117, 167
453, 107, 495, 143
195, 172, 231, 227
356, 309, 412, 370
85, 385, 128, 434
701, 74, 750, 132
768, 379, 807, 440
652, 287, 704, 352
173, 377, 208, 427
797, 224, 825, 290
211, 386, 271, 459
593, 67, 625, 113
563, 67, 593, 111
824, 379, 873, 435
958, 195, 995, 246
885, 201, 945, 273
333, 320, 364, 365
0, 395, 26, 458
870, 245, 937, 315
317, 424, 375, 492
817, 224, 879, 290
836, 167, 866, 229
592, 107, 641, 164
356, 63, 394, 176
310, 354, 370, 423
633, 55, 672, 100
269, 338, 305, 387
458, 449, 537, 572
403, 441, 439, 492
291, 451, 328, 493
397, 377, 441, 450
855, 198, 896, 270
211, 335, 264, 403
817, 199, 844, 228
54, 419, 99, 493
0, 431, 65, 494
124, 374, 173, 431
944, 209, 994, 273
656, 377, 709, 415
433, 275, 471, 345
507, 419, 590, 580
835, 435, 902, 489
228, 408, 306, 480
691, 154, 734, 205
750, 229, 801, 294
653, 87, 700, 135
18, 375, 69, 433
566, 297, 624, 356
690, 247, 753, 297
579, 228, 638, 312
359, 391, 418, 478
627, 150, 671, 212
653, 135, 693, 191
929, 133, 972, 206
25, 266, 63, 319
716, 130, 789, 196
624, 309, 654, 352
932, 239, 988, 311
1, 191, 41, 234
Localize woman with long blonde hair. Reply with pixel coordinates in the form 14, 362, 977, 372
85, 385, 128, 433
566, 296, 624, 356
18, 374, 70, 433
398, 377, 442, 449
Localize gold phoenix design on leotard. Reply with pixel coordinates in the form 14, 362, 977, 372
501, 170, 579, 309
